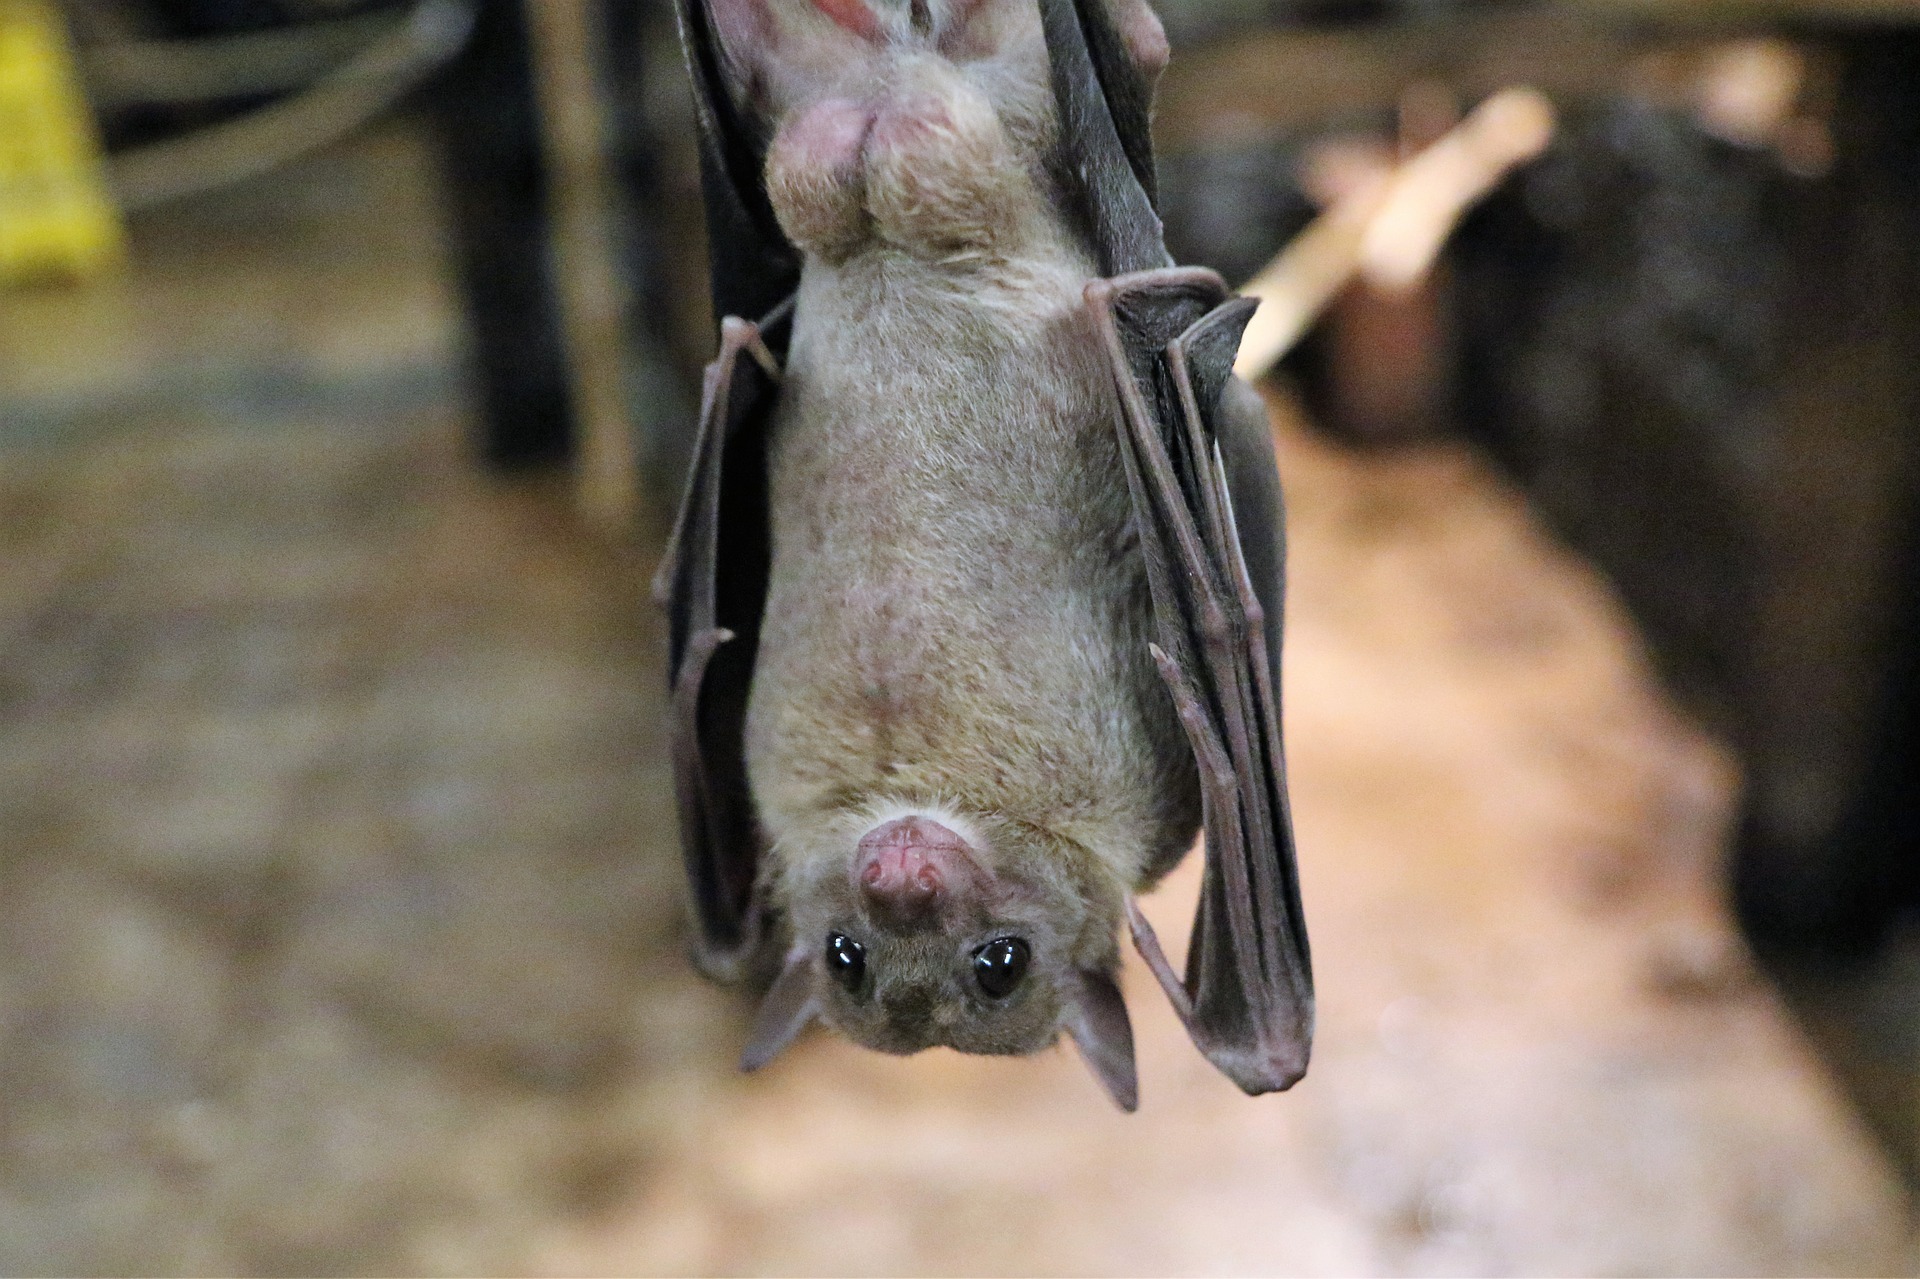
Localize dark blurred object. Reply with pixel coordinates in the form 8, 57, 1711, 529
67, 0, 572, 469
1160, 139, 1317, 286
1157, 11, 1919, 954
1152, 0, 1521, 45
602, 0, 700, 520
427, 0, 576, 468
79, 0, 442, 156
69, 0, 583, 471
1453, 35, 1920, 954
139, 0, 395, 36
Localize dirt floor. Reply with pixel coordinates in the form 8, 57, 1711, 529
0, 122, 1913, 1275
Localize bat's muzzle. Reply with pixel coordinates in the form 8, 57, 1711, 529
854, 815, 977, 930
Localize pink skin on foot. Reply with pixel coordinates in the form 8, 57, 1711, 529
810, 0, 880, 41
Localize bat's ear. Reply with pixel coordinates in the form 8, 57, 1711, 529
740, 947, 820, 1071
1065, 967, 1138, 1111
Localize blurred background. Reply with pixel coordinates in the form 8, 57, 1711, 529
1, 0, 1917, 1271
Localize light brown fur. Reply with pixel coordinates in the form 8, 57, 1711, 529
722, 0, 1197, 1057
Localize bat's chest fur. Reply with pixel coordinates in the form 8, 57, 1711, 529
745, 250, 1200, 886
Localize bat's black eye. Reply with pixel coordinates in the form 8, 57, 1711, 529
972, 937, 1030, 999
825, 931, 866, 991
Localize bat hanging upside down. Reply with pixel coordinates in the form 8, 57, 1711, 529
657, 0, 1313, 1109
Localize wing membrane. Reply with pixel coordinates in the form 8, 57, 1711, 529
659, 304, 792, 981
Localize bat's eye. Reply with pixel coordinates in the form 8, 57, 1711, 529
825, 931, 866, 991
971, 937, 1030, 999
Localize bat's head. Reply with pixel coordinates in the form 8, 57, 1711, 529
743, 808, 1139, 1109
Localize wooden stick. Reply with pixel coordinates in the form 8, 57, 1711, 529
1233, 86, 1556, 381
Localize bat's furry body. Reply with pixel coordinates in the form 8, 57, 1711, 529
749, 207, 1201, 966
667, 0, 1312, 1106
737, 1, 1197, 1059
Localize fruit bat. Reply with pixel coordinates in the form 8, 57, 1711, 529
657, 0, 1312, 1110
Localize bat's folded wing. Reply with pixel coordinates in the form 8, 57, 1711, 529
1087, 273, 1313, 1094
673, 0, 799, 325
1042, 0, 1313, 1094
663, 0, 802, 984
657, 304, 791, 983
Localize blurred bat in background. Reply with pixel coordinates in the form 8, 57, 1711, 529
656, 0, 1311, 1109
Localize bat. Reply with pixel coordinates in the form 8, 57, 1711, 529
656, 0, 1312, 1110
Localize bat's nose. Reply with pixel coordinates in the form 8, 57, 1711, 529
855, 816, 973, 930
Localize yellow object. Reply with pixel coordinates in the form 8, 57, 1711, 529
0, 0, 124, 284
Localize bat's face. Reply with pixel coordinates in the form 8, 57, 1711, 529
782, 812, 1114, 1057
740, 810, 1139, 1109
